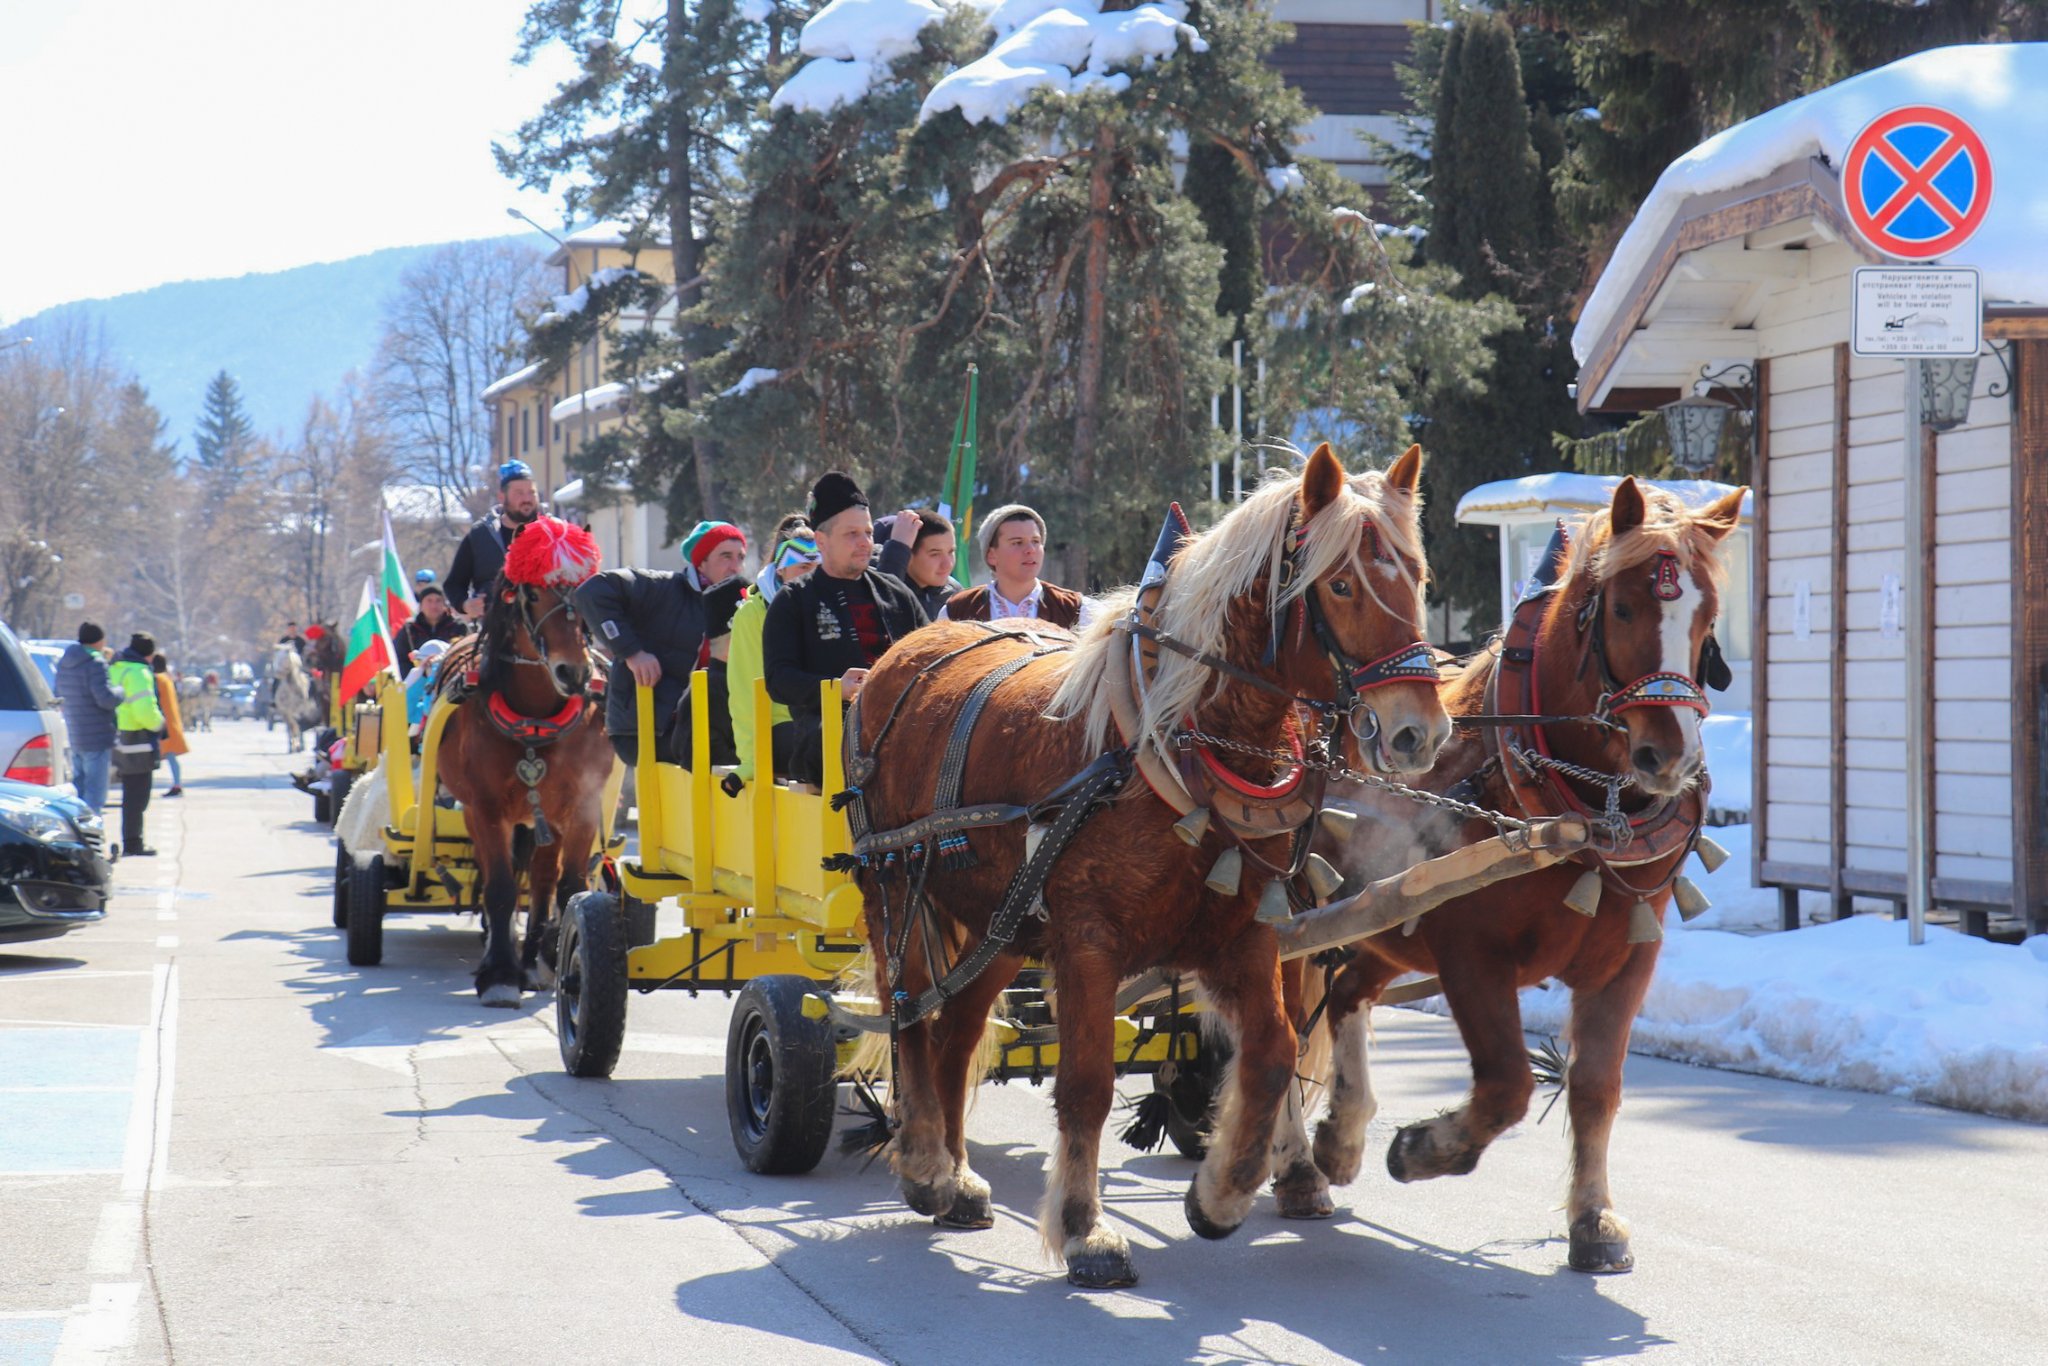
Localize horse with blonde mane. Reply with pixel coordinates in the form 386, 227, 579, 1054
1287, 477, 1746, 1273
842, 444, 1449, 1287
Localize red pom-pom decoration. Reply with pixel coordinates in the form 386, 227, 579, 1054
503, 516, 603, 589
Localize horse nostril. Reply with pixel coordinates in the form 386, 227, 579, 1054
1632, 745, 1663, 774
1389, 725, 1425, 757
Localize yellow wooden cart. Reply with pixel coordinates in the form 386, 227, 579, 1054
554, 673, 1216, 1175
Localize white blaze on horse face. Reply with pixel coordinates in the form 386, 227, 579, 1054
1657, 570, 1704, 767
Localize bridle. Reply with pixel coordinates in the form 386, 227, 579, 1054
1573, 548, 1720, 726
1119, 512, 1437, 751
496, 581, 592, 701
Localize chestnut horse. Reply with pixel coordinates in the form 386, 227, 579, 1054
848, 444, 1450, 1287
435, 518, 616, 1006
1287, 477, 1745, 1272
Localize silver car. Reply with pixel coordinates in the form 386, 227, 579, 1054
0, 621, 72, 791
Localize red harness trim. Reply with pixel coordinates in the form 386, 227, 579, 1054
486, 691, 588, 745
1194, 724, 1307, 799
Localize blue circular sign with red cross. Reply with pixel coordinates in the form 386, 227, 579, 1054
1843, 106, 1993, 260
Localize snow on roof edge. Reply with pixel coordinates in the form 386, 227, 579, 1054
1455, 472, 1754, 527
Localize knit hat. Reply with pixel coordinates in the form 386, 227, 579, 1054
498, 459, 534, 488
416, 583, 446, 602
128, 632, 157, 657
807, 470, 868, 529
680, 520, 746, 570
977, 504, 1046, 562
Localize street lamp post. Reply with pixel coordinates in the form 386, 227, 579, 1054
505, 207, 568, 252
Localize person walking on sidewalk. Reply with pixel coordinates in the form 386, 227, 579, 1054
54, 622, 121, 814
151, 653, 188, 798
108, 633, 166, 857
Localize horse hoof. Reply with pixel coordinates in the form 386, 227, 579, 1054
900, 1180, 954, 1219
1183, 1185, 1240, 1242
1065, 1245, 1138, 1290
1273, 1170, 1335, 1220
934, 1185, 994, 1230
1568, 1212, 1635, 1274
478, 982, 522, 1009
524, 963, 556, 992
1313, 1123, 1364, 1186
1386, 1122, 1479, 1183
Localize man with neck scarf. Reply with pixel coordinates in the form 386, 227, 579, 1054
724, 514, 819, 786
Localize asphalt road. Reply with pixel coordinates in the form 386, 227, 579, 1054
4, 722, 2045, 1366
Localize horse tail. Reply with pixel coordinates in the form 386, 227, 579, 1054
337, 761, 392, 859
836, 944, 1000, 1105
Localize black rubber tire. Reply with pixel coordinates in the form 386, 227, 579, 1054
332, 843, 350, 929
329, 771, 353, 826
725, 975, 838, 1175
624, 893, 657, 949
556, 892, 629, 1079
347, 853, 386, 967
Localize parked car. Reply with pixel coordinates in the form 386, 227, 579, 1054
220, 681, 260, 720
24, 639, 65, 692
0, 776, 110, 943
0, 621, 71, 790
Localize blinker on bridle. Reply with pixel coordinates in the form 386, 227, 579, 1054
1578, 548, 1717, 721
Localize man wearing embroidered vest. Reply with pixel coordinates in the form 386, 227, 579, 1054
108, 633, 166, 857
939, 504, 1091, 630
447, 460, 543, 619
763, 471, 926, 786
573, 522, 748, 769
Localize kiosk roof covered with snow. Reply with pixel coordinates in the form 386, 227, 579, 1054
1570, 43, 2048, 940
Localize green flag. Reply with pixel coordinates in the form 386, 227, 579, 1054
936, 364, 979, 588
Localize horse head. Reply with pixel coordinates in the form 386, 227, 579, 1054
1290, 442, 1449, 776
1548, 477, 1746, 798
490, 515, 603, 699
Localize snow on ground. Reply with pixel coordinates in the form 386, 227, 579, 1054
1701, 711, 1750, 822
1411, 810, 2048, 1123
1578, 43, 2048, 358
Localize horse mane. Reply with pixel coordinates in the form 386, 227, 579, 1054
1048, 464, 1423, 755
1566, 486, 1731, 593
474, 575, 525, 696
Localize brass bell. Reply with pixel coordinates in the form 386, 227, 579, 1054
1255, 878, 1293, 925
1205, 847, 1243, 896
1694, 833, 1731, 874
1562, 868, 1604, 918
1627, 900, 1664, 944
1318, 806, 1360, 838
1672, 875, 1712, 922
1303, 853, 1344, 904
1172, 806, 1212, 846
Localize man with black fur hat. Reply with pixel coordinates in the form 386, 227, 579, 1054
763, 470, 926, 785
447, 459, 543, 618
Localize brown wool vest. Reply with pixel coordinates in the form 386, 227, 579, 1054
945, 582, 1083, 630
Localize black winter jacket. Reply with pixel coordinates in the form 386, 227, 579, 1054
444, 513, 513, 606
874, 539, 955, 623
763, 568, 927, 719
574, 568, 746, 738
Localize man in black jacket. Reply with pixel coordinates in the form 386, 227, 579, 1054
764, 471, 927, 785
873, 508, 957, 622
446, 461, 542, 617
393, 585, 466, 659
574, 559, 747, 768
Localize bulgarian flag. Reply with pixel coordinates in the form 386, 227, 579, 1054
339, 576, 395, 700
381, 507, 417, 632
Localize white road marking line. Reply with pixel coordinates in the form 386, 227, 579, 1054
52, 1282, 141, 1365
154, 935, 178, 949
0, 970, 156, 981
120, 964, 174, 1195
86, 1199, 142, 1277
0, 1018, 134, 1029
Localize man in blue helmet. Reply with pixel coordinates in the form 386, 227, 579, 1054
446, 459, 543, 619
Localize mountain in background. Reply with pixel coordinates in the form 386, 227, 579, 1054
8, 234, 535, 448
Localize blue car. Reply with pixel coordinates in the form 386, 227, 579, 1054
0, 777, 112, 944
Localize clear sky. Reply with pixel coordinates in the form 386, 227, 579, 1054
0, 0, 581, 322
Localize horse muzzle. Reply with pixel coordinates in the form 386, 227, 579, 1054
551, 661, 592, 696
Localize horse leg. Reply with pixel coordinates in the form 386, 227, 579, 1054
520, 834, 565, 992
1311, 956, 1398, 1186
1268, 962, 1330, 1220
926, 950, 1022, 1231
1036, 944, 1134, 1288
473, 819, 525, 1007
1563, 941, 1660, 1273
1386, 949, 1531, 1183
866, 899, 953, 1219
1187, 932, 1293, 1241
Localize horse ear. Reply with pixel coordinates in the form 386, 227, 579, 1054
1386, 443, 1423, 497
1300, 442, 1345, 518
1609, 477, 1647, 537
1697, 486, 1747, 542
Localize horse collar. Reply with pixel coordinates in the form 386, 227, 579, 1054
485, 691, 588, 747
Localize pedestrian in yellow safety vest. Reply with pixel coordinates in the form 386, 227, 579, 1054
108, 633, 165, 857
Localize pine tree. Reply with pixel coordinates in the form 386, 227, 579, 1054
192, 370, 255, 474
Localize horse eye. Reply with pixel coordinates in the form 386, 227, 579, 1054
1613, 602, 1633, 622
1330, 579, 1352, 598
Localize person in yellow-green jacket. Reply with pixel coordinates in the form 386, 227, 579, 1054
108, 632, 166, 857
724, 516, 820, 789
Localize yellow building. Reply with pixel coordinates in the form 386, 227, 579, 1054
483, 220, 684, 573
